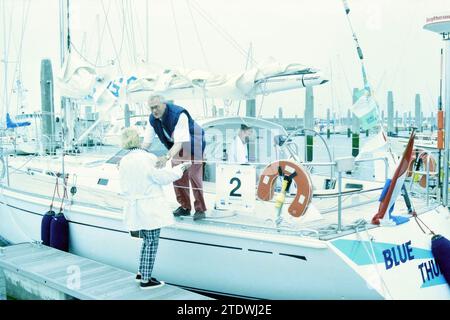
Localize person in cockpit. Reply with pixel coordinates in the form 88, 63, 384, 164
228, 124, 253, 164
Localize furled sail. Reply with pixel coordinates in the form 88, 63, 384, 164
58, 52, 328, 103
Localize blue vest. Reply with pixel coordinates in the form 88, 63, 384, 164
149, 103, 205, 157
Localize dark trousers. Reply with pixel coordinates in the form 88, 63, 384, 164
172, 155, 207, 212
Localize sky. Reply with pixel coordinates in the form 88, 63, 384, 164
1, 0, 449, 120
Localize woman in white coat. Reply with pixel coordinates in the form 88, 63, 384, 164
119, 128, 190, 289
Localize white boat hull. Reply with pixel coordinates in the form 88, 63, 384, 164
1, 186, 449, 299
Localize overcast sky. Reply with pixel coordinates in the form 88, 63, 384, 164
1, 0, 449, 119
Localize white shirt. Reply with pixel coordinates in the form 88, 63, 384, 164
119, 150, 184, 231
228, 135, 249, 164
144, 113, 190, 145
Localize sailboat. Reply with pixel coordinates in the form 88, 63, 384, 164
0, 0, 449, 299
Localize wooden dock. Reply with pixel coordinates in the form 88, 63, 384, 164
0, 243, 211, 300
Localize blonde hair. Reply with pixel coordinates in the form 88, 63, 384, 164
121, 128, 141, 149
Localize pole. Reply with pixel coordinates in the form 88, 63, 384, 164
387, 91, 394, 136
146, 0, 149, 63
347, 109, 351, 138
415, 94, 421, 132
443, 38, 450, 206
352, 88, 360, 157
59, 0, 71, 183
2, 1, 10, 186
40, 59, 55, 155
305, 87, 314, 161
438, 48, 444, 200
327, 108, 331, 139
395, 110, 399, 134
337, 170, 342, 232
2, 0, 9, 118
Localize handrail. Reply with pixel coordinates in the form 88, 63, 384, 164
284, 128, 334, 180
408, 149, 438, 205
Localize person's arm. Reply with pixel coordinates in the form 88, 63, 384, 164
156, 113, 190, 167
142, 125, 156, 150
151, 162, 191, 185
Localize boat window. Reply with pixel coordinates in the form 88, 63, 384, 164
105, 149, 130, 164
97, 178, 109, 186
344, 183, 363, 190
202, 123, 288, 182
135, 120, 147, 126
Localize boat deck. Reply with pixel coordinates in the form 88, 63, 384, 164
4, 155, 440, 241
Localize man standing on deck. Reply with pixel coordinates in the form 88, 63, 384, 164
143, 95, 207, 221
228, 124, 253, 164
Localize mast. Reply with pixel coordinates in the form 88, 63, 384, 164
443, 36, 450, 206
146, 1, 149, 63
59, 0, 70, 67
59, 0, 71, 179
2, 0, 9, 120
438, 48, 444, 199
1, 0, 9, 186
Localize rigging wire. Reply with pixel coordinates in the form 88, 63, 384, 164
94, 1, 112, 67
237, 43, 253, 116
127, 0, 138, 65
113, 0, 128, 66
120, 0, 137, 67
120, 0, 133, 66
100, 0, 124, 75
186, 0, 210, 70
90, 1, 126, 68
129, 0, 146, 61
170, 0, 186, 69
2, 0, 16, 114
10, 0, 31, 115
70, 42, 114, 69
336, 54, 353, 98
188, 0, 257, 66
376, 2, 415, 93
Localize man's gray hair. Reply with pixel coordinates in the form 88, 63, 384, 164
148, 94, 166, 105
121, 127, 141, 149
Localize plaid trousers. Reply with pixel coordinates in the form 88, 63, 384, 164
138, 229, 161, 282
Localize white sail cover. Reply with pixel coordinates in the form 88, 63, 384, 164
58, 52, 327, 103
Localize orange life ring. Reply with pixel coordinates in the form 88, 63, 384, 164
257, 160, 313, 217
407, 151, 437, 188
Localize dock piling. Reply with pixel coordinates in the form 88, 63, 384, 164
304, 87, 314, 161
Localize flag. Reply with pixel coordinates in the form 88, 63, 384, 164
372, 130, 415, 225
351, 94, 379, 130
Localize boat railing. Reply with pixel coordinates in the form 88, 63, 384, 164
407, 149, 439, 206
202, 155, 389, 232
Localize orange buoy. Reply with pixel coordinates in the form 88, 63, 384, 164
257, 160, 313, 217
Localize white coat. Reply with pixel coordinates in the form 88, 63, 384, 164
228, 135, 249, 164
119, 149, 184, 231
